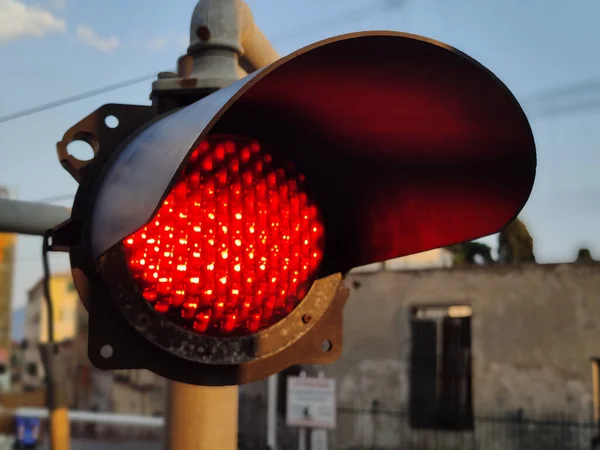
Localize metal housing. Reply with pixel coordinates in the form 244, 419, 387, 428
51, 31, 537, 385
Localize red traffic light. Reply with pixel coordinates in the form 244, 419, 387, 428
50, 31, 536, 386
122, 135, 324, 336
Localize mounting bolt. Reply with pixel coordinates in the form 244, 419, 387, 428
302, 314, 312, 324
100, 344, 114, 359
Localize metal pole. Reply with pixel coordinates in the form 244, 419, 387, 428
593, 359, 600, 423
39, 344, 71, 450
160, 3, 279, 450
40, 231, 71, 450
154, 0, 280, 99
298, 371, 307, 450
237, 0, 280, 73
311, 429, 328, 450
0, 199, 70, 236
299, 429, 307, 450
593, 359, 600, 449
164, 382, 238, 450
267, 374, 278, 450
311, 371, 329, 450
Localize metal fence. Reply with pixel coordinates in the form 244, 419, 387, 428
333, 408, 596, 450
238, 397, 598, 450
4, 401, 595, 449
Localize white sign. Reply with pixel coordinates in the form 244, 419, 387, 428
286, 376, 336, 429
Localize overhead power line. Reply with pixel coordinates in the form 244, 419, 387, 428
0, 73, 157, 125
34, 194, 75, 204
4, 71, 600, 127
523, 78, 600, 103
529, 99, 600, 119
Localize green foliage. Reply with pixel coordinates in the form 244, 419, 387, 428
498, 218, 536, 263
447, 241, 494, 265
576, 248, 595, 262
446, 217, 536, 266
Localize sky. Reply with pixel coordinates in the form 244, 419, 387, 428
2, 0, 600, 323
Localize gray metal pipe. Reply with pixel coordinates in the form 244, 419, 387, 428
237, 0, 280, 73
153, 0, 279, 94
188, 0, 279, 73
0, 199, 70, 236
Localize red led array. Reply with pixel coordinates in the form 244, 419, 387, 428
122, 135, 324, 336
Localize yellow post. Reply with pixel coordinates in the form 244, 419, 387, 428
40, 343, 71, 450
164, 381, 238, 450
49, 407, 70, 450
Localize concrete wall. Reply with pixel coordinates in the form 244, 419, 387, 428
315, 263, 600, 448
332, 263, 600, 416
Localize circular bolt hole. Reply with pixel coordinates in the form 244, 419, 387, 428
137, 314, 150, 327
67, 140, 95, 161
100, 344, 114, 359
104, 115, 119, 129
196, 26, 211, 41
321, 340, 333, 353
302, 314, 312, 324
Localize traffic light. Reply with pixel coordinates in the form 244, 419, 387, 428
50, 31, 536, 386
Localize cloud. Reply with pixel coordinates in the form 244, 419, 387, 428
0, 0, 66, 44
76, 25, 120, 53
148, 37, 168, 51
54, 0, 66, 10
145, 34, 188, 51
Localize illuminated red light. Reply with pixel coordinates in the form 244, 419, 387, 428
122, 135, 324, 336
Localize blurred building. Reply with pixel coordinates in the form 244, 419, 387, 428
22, 272, 85, 390
22, 272, 166, 436
9, 340, 26, 392
0, 186, 16, 393
240, 261, 600, 449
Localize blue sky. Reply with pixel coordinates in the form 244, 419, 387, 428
2, 0, 600, 321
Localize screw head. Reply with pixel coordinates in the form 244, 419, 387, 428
100, 344, 114, 359
302, 314, 312, 324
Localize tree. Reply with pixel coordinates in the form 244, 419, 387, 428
447, 242, 494, 265
575, 248, 595, 263
498, 218, 536, 263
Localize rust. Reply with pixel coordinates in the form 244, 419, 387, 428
196, 26, 211, 42
178, 78, 199, 88
101, 244, 343, 366
56, 104, 157, 183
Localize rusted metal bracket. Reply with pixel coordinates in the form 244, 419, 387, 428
51, 104, 158, 253
88, 258, 348, 385
56, 104, 157, 184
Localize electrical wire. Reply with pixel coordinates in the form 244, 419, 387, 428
529, 98, 600, 119
0, 73, 157, 125
42, 230, 54, 344
523, 78, 600, 103
34, 194, 75, 204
